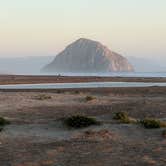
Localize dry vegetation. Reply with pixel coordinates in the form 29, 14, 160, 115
0, 86, 166, 165
35, 94, 52, 100
64, 115, 100, 128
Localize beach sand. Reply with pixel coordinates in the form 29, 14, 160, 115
0, 85, 166, 165
0, 74, 166, 85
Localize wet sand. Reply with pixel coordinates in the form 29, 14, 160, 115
0, 86, 166, 166
0, 74, 166, 85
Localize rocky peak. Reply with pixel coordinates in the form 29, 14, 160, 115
42, 38, 134, 73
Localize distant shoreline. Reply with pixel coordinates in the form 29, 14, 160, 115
0, 74, 166, 85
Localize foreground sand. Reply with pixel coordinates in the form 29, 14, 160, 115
0, 87, 166, 166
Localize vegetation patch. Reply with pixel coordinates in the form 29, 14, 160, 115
85, 96, 96, 102
64, 115, 100, 128
0, 128, 3, 132
36, 94, 52, 100
0, 117, 10, 126
56, 90, 62, 94
74, 129, 114, 141
74, 90, 80, 94
140, 118, 166, 129
113, 112, 137, 124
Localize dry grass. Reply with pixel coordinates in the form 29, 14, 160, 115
140, 118, 166, 129
85, 96, 96, 102
35, 94, 52, 100
113, 112, 137, 124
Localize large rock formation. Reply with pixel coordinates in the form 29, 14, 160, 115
43, 38, 134, 73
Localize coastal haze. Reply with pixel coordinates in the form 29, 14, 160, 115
0, 38, 165, 76
0, 0, 166, 76
1, 1, 166, 166
0, 55, 165, 76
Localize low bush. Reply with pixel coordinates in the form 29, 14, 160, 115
113, 112, 136, 124
36, 94, 52, 100
113, 112, 128, 120
85, 96, 96, 101
56, 90, 62, 94
74, 90, 80, 94
64, 115, 99, 128
0, 117, 10, 126
140, 118, 166, 129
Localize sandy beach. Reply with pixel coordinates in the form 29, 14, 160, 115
0, 79, 166, 165
0, 74, 166, 85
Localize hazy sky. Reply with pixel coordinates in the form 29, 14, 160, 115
0, 0, 166, 59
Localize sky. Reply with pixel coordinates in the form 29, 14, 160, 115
0, 0, 166, 59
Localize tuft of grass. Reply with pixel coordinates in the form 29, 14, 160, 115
56, 90, 62, 94
0, 128, 3, 132
140, 118, 166, 129
74, 90, 80, 94
113, 112, 128, 121
113, 112, 136, 124
0, 117, 10, 126
36, 94, 52, 100
64, 115, 100, 128
85, 96, 96, 102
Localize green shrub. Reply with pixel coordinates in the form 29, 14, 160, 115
113, 112, 128, 120
85, 96, 96, 101
74, 90, 80, 94
113, 112, 136, 124
0, 117, 10, 126
64, 115, 99, 128
36, 94, 52, 100
56, 90, 62, 94
140, 118, 166, 129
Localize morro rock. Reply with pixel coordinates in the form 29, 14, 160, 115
43, 38, 134, 73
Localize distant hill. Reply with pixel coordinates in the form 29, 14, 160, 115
127, 56, 166, 72
0, 53, 165, 75
42, 38, 134, 73
0, 56, 54, 74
